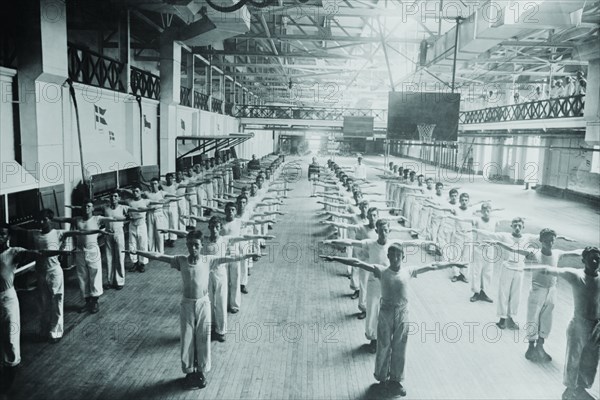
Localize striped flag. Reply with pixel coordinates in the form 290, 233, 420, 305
94, 105, 107, 128
109, 131, 115, 143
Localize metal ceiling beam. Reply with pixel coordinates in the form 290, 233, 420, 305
253, 6, 465, 18
191, 48, 367, 60
499, 40, 578, 48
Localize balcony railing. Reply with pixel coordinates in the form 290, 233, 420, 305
68, 43, 126, 92
211, 98, 223, 114
224, 101, 234, 116
130, 66, 160, 100
460, 95, 585, 124
234, 105, 388, 122
180, 86, 192, 107
194, 91, 209, 111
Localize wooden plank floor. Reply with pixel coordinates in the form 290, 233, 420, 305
11, 155, 600, 400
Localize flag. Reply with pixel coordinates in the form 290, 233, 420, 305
95, 105, 107, 128
109, 131, 115, 143
181, 119, 186, 131
144, 115, 151, 129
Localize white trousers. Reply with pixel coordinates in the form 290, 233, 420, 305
209, 265, 228, 335
228, 261, 242, 312
187, 194, 198, 219
147, 210, 167, 253
470, 250, 493, 294
128, 223, 148, 264
180, 296, 211, 374
374, 304, 409, 383
76, 245, 103, 298
526, 285, 556, 340
496, 266, 523, 319
178, 198, 189, 230
36, 266, 64, 339
165, 204, 179, 241
358, 268, 369, 312
0, 288, 20, 366
365, 276, 381, 340
104, 233, 125, 287
563, 317, 600, 389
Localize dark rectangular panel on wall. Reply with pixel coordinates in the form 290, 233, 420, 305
387, 92, 460, 141
139, 165, 160, 180
0, 195, 5, 223
119, 167, 138, 188
91, 171, 118, 197
38, 185, 64, 217
343, 117, 374, 138
7, 189, 39, 224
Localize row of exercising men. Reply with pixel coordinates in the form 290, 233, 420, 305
316, 156, 598, 400
0, 153, 287, 394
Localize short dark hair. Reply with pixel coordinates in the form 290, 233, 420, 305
435, 182, 444, 188
512, 217, 525, 226
459, 193, 470, 200
225, 202, 237, 212
186, 230, 203, 241
388, 242, 404, 256
539, 228, 556, 242
37, 209, 55, 220
375, 219, 389, 231
449, 189, 459, 196
367, 207, 379, 215
582, 246, 600, 260
208, 216, 222, 228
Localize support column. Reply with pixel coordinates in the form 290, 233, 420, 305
118, 10, 130, 93
17, 0, 68, 187
513, 136, 529, 184
584, 58, 600, 145
487, 137, 505, 180
206, 62, 213, 111
159, 35, 181, 174
185, 52, 194, 92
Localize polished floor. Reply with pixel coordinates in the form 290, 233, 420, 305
11, 155, 600, 400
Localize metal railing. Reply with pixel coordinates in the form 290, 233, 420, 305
194, 91, 210, 111
211, 98, 223, 114
68, 43, 126, 92
460, 95, 585, 124
130, 66, 160, 100
224, 101, 234, 116
390, 141, 459, 170
234, 105, 388, 122
180, 86, 192, 107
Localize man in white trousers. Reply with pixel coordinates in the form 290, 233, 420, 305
324, 219, 437, 353
321, 244, 465, 397
123, 230, 262, 390
521, 247, 599, 400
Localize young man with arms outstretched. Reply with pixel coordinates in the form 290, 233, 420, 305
321, 244, 466, 397
123, 230, 263, 389
522, 247, 599, 400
